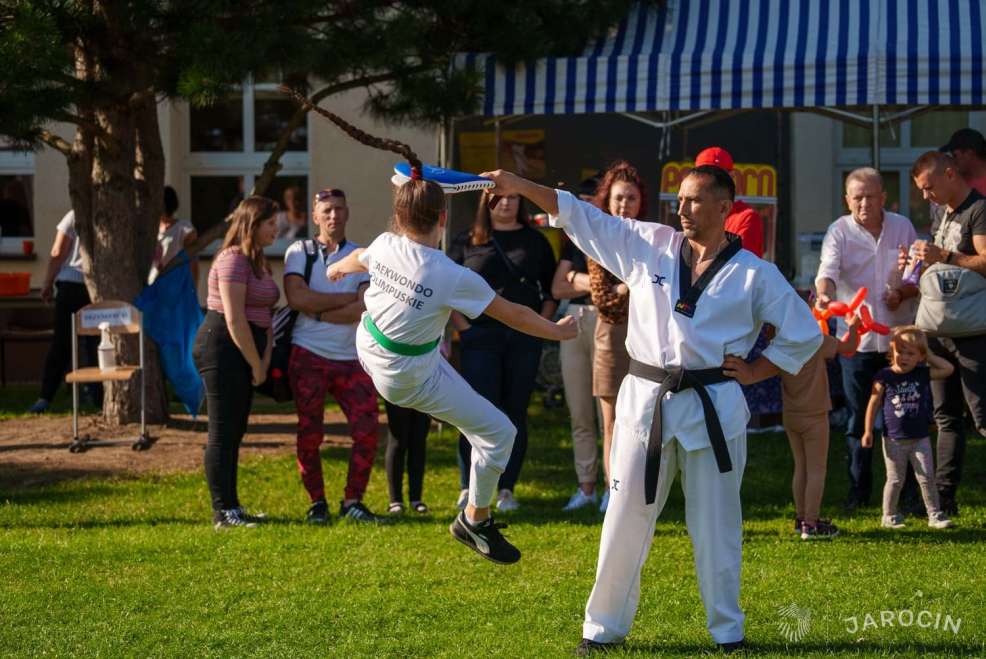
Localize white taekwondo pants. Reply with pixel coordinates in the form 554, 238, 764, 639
583, 426, 747, 645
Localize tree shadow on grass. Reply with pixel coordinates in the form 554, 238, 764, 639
0, 472, 136, 502
0, 516, 204, 530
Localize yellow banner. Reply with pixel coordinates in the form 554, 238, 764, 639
660, 161, 778, 199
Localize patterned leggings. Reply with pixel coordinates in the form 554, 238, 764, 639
289, 345, 380, 502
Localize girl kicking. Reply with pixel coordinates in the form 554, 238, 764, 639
283, 87, 575, 563
327, 169, 575, 564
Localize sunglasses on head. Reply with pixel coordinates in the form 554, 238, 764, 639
315, 188, 346, 202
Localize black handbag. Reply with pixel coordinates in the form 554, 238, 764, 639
256, 240, 317, 402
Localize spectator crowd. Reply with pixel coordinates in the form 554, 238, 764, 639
27, 128, 986, 540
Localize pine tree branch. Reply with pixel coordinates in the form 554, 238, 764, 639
37, 130, 72, 156
165, 68, 424, 276
53, 111, 108, 138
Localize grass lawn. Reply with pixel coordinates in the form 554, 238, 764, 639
1, 396, 985, 657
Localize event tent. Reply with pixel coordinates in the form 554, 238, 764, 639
452, 0, 986, 167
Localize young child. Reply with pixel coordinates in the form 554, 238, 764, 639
328, 170, 576, 565
783, 312, 862, 540
862, 326, 955, 530
726, 308, 861, 541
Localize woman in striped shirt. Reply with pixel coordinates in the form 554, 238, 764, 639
193, 196, 280, 529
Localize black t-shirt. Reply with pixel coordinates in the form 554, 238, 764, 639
930, 188, 986, 256
559, 240, 591, 305
874, 366, 933, 440
448, 225, 557, 325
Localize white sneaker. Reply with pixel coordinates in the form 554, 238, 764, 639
562, 489, 598, 511
928, 511, 955, 529
600, 489, 610, 513
881, 514, 906, 529
456, 489, 469, 510
496, 489, 519, 512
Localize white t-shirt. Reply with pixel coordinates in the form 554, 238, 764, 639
55, 210, 84, 284
148, 218, 196, 284
356, 232, 495, 388
285, 238, 369, 362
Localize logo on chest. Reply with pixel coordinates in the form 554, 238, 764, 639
651, 273, 667, 287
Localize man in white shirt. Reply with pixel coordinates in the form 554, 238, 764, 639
284, 188, 382, 525
815, 167, 919, 510
481, 166, 821, 654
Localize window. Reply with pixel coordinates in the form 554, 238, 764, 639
0, 139, 35, 250
836, 111, 978, 235
185, 79, 310, 255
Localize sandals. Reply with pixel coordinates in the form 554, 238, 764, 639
410, 501, 429, 514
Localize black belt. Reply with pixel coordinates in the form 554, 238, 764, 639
628, 358, 734, 505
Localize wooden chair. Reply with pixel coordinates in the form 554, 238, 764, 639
66, 300, 152, 452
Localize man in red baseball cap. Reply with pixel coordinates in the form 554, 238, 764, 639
695, 147, 765, 258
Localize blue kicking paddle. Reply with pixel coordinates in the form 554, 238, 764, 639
391, 163, 495, 194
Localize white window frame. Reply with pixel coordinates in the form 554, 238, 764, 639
0, 147, 36, 249
185, 78, 311, 255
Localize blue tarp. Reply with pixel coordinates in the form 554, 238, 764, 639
134, 250, 204, 415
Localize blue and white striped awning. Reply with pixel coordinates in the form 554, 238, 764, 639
453, 0, 986, 116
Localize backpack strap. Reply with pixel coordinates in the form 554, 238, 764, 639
279, 240, 320, 341
302, 239, 318, 284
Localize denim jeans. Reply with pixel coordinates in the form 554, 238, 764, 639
839, 351, 887, 505
457, 323, 543, 494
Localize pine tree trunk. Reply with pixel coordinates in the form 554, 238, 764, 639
67, 18, 168, 427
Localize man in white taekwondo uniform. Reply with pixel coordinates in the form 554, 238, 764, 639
480, 166, 822, 654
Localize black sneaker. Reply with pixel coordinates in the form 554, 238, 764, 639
233, 506, 267, 524
340, 500, 385, 524
306, 499, 330, 524
214, 508, 258, 530
801, 519, 839, 540
449, 511, 521, 564
575, 638, 619, 656
717, 638, 746, 653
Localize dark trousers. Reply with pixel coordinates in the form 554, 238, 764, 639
384, 401, 430, 503
457, 323, 542, 493
39, 281, 94, 401
930, 334, 986, 504
193, 311, 266, 513
840, 351, 887, 505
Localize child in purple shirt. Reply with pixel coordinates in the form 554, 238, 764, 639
862, 326, 955, 530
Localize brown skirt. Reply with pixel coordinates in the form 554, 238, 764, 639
592, 319, 630, 398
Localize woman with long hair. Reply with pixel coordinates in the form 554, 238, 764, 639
193, 196, 280, 528
447, 191, 558, 512
588, 161, 648, 512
